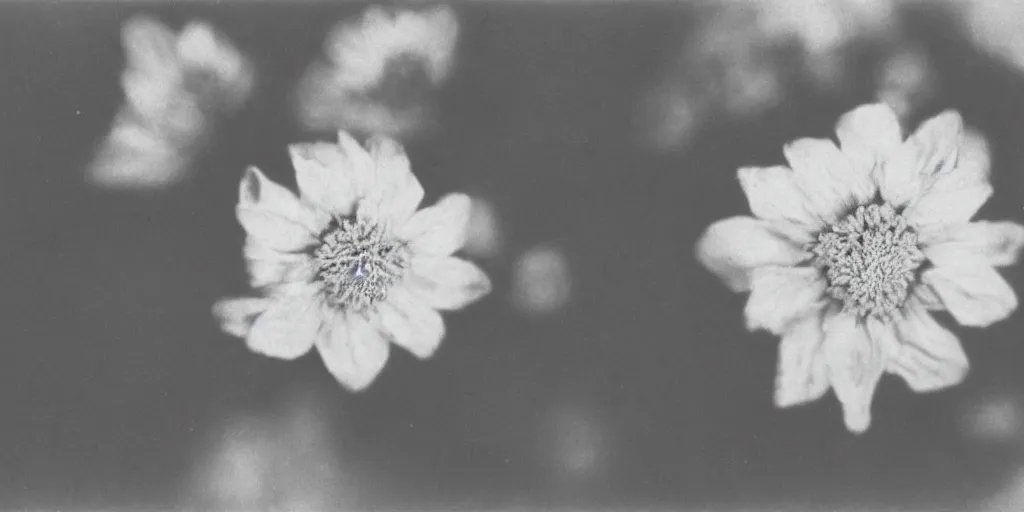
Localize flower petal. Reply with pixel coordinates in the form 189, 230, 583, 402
398, 193, 471, 256
212, 297, 273, 338
745, 267, 828, 335
317, 311, 390, 392
375, 286, 446, 359
774, 312, 830, 408
784, 138, 873, 222
823, 312, 885, 434
243, 242, 316, 289
407, 256, 492, 310
291, 132, 375, 217
876, 110, 962, 207
923, 221, 1024, 268
356, 136, 424, 228
245, 289, 324, 360
905, 130, 993, 239
236, 167, 326, 251
835, 103, 903, 175
737, 166, 823, 243
887, 304, 969, 393
922, 257, 1018, 327
911, 282, 946, 311
695, 216, 811, 292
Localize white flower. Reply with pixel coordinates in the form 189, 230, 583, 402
121, 17, 253, 120
324, 5, 458, 91
88, 16, 253, 189
214, 132, 491, 391
295, 5, 458, 138
696, 103, 1024, 433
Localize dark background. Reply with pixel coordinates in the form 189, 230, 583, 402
2, 2, 1023, 510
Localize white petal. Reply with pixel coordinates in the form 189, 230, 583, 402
745, 267, 828, 335
212, 297, 272, 338
923, 221, 1024, 268
122, 16, 178, 75
823, 312, 885, 434
911, 282, 945, 311
774, 312, 830, 408
236, 208, 319, 253
876, 110, 962, 207
398, 193, 471, 256
784, 138, 874, 222
236, 167, 327, 251
374, 286, 446, 359
317, 312, 390, 392
407, 256, 492, 310
695, 216, 811, 292
737, 166, 823, 243
245, 289, 324, 360
913, 110, 965, 178
922, 257, 1018, 327
835, 103, 903, 175
243, 242, 316, 289
905, 130, 993, 239
888, 304, 969, 393
290, 135, 374, 217
356, 136, 424, 228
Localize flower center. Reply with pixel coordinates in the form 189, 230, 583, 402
809, 203, 925, 319
313, 217, 409, 312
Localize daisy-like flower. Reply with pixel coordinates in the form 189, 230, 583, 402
696, 103, 1024, 433
213, 132, 491, 391
88, 16, 253, 189
295, 5, 459, 139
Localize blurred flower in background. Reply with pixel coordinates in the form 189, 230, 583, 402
960, 390, 1024, 444
463, 195, 504, 260
187, 386, 355, 511
639, 0, 917, 152
189, 413, 276, 510
510, 244, 572, 317
753, 0, 897, 88
295, 5, 459, 141
875, 44, 936, 121
87, 17, 253, 189
951, 0, 1024, 75
696, 103, 1024, 433
981, 467, 1024, 512
537, 403, 610, 486
214, 132, 491, 391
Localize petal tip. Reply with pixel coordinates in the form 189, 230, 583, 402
239, 167, 263, 204
842, 405, 872, 434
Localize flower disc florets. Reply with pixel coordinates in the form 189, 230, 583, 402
314, 216, 409, 312
810, 202, 925, 319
